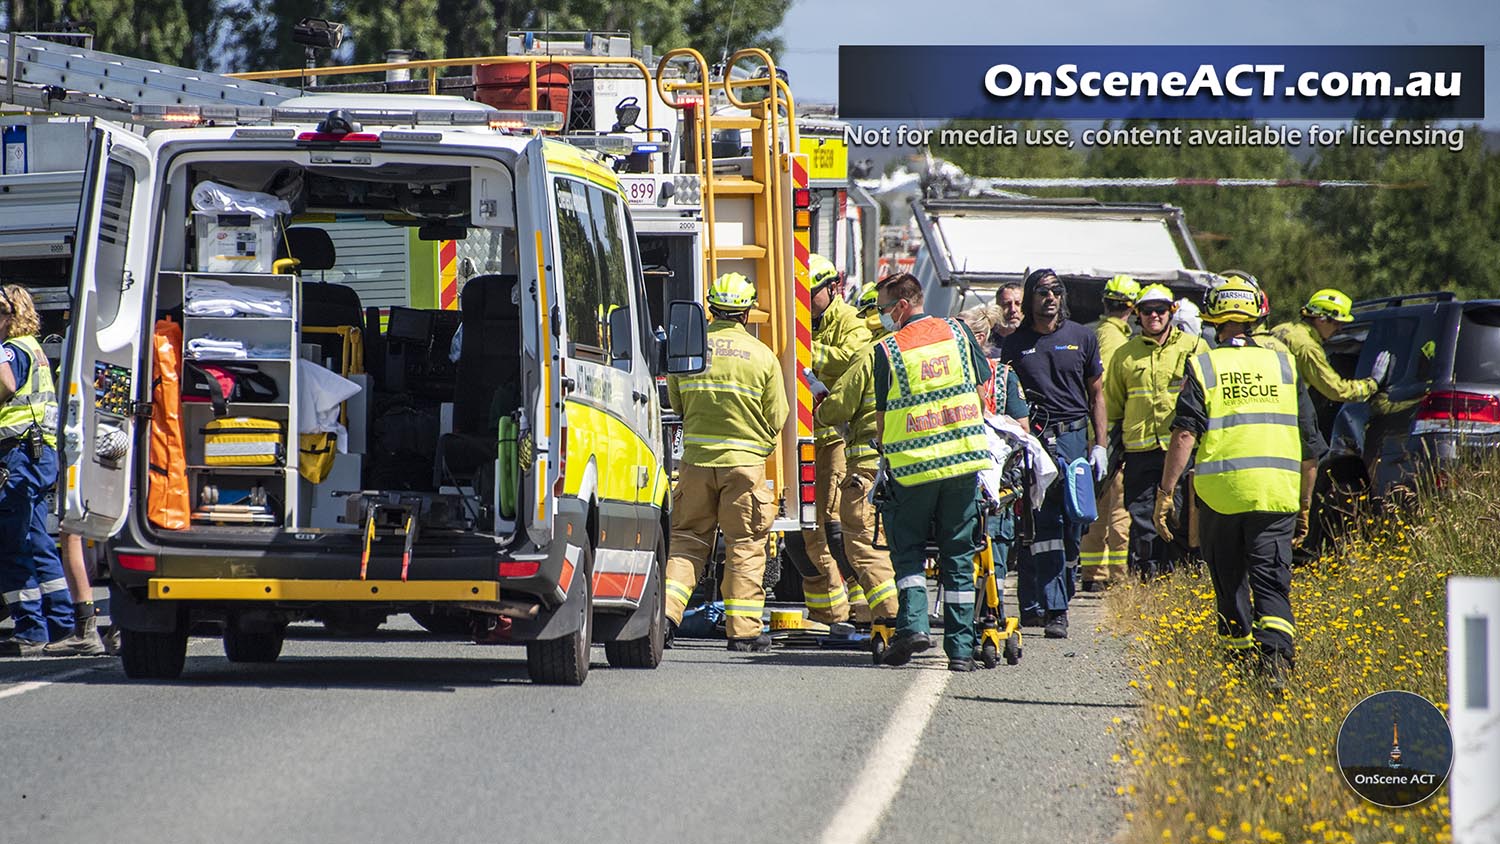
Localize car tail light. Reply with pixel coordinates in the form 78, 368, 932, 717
498, 560, 540, 578
1416, 391, 1500, 424
117, 553, 157, 572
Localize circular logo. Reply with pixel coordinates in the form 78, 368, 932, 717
1336, 690, 1452, 808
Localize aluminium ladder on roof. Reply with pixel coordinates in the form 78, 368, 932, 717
0, 31, 299, 119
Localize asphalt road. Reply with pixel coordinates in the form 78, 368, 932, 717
1, 589, 1134, 844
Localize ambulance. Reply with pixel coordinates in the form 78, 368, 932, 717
58, 98, 708, 685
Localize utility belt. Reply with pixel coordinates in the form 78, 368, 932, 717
1037, 417, 1088, 438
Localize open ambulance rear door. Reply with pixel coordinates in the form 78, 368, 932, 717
57, 122, 153, 540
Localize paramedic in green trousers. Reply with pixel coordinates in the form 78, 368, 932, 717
872, 273, 994, 672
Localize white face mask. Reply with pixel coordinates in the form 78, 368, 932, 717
880, 311, 899, 334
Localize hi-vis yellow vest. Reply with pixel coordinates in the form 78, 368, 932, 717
0, 335, 57, 447
879, 318, 990, 487
1187, 345, 1300, 515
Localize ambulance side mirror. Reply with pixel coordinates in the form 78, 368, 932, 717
664, 300, 708, 374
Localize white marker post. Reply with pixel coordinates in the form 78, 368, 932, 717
1448, 577, 1500, 844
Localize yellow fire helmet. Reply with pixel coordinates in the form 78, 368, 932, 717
1103, 274, 1141, 304
1202, 276, 1261, 324
707, 272, 757, 312
1302, 287, 1355, 323
1219, 269, 1270, 319
856, 281, 880, 314
809, 253, 840, 292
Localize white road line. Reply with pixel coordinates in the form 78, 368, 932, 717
818, 665, 952, 844
0, 667, 94, 701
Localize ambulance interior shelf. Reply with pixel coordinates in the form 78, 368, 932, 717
167, 270, 300, 527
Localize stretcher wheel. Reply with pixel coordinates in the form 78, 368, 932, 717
1004, 635, 1022, 665
979, 641, 1000, 669
871, 636, 888, 666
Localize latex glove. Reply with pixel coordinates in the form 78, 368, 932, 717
1153, 489, 1177, 543
1089, 445, 1109, 482
1369, 350, 1392, 389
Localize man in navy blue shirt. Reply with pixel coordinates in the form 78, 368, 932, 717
1000, 269, 1109, 639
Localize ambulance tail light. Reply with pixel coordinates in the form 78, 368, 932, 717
797, 440, 816, 526
794, 188, 811, 209
117, 553, 157, 572
297, 131, 381, 143
498, 560, 540, 578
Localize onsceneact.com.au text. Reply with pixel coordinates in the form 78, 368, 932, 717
983, 63, 1463, 100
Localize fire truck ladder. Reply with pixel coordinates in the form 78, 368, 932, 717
0, 31, 297, 118
656, 49, 810, 517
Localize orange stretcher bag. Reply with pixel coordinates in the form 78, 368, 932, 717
147, 318, 191, 529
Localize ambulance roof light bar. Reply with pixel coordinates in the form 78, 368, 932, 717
131, 104, 565, 132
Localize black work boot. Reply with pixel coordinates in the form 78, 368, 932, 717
882, 631, 932, 666
1043, 611, 1069, 639
664, 619, 677, 650
1019, 612, 1046, 629
947, 656, 977, 672
0, 636, 47, 658
1256, 650, 1293, 693
43, 603, 107, 657
727, 633, 773, 653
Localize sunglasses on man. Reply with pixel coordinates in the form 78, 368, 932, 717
1137, 304, 1172, 316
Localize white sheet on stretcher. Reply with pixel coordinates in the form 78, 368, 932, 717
978, 414, 1058, 509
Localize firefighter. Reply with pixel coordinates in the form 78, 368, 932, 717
813, 288, 904, 653
871, 273, 994, 671
999, 270, 1110, 639
0, 286, 73, 657
1104, 284, 1207, 581
1155, 277, 1324, 688
664, 273, 789, 652
800, 254, 871, 625
1263, 281, 1392, 548
1080, 274, 1139, 591
1272, 288, 1391, 404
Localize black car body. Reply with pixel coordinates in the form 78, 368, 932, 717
1318, 292, 1500, 500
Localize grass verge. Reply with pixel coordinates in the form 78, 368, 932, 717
1108, 462, 1500, 844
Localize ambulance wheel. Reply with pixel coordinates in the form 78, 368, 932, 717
223, 625, 285, 663
605, 539, 666, 669
1004, 636, 1022, 665
527, 541, 594, 685
120, 628, 188, 679
980, 641, 1000, 669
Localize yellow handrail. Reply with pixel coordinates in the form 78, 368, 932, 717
654, 48, 715, 290
229, 54, 656, 134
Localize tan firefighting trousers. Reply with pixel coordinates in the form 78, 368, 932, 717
837, 467, 900, 621
801, 441, 851, 623
1080, 469, 1129, 584
664, 462, 778, 640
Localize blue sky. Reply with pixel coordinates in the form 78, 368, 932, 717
774, 0, 1499, 125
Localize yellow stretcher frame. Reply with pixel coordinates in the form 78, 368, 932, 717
148, 578, 501, 602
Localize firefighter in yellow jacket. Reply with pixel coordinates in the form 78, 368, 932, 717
665, 273, 789, 652
871, 273, 993, 671
1156, 277, 1323, 688
799, 254, 870, 624
813, 296, 902, 657
1080, 274, 1138, 590
1104, 284, 1207, 581
1272, 288, 1392, 404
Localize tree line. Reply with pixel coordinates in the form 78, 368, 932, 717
934, 119, 1500, 319
0, 1, 789, 75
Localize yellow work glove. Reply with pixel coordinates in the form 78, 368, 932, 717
1153, 488, 1177, 543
